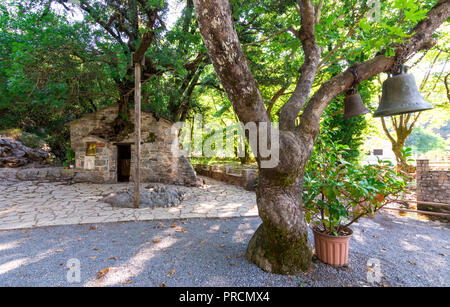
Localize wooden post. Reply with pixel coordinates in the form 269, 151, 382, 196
133, 55, 143, 209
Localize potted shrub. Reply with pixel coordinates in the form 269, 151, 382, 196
302, 138, 407, 267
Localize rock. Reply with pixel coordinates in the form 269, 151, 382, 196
102, 184, 186, 209
0, 157, 28, 167
11, 149, 26, 157
0, 136, 53, 168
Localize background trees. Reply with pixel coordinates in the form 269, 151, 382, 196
0, 1, 117, 157
0, 0, 210, 158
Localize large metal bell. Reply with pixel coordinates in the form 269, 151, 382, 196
373, 73, 433, 117
343, 93, 371, 118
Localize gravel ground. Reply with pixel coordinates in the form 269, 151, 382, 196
0, 211, 448, 287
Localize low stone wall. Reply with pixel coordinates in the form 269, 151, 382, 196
416, 159, 450, 215
0, 166, 200, 186
0, 167, 106, 183
194, 164, 257, 191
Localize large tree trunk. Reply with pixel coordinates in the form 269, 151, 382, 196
247, 172, 312, 274
113, 82, 134, 138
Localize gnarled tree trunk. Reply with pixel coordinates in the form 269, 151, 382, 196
247, 171, 312, 273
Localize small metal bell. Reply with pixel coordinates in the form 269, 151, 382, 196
374, 73, 433, 117
343, 93, 371, 119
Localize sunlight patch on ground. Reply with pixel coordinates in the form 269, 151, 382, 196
84, 236, 178, 287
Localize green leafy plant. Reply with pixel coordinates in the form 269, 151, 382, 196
303, 137, 408, 236
64, 147, 75, 167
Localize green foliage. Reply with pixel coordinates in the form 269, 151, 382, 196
405, 126, 448, 154
0, 1, 117, 159
303, 137, 408, 236
0, 128, 45, 149
65, 147, 75, 164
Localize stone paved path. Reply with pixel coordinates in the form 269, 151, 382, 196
0, 177, 258, 230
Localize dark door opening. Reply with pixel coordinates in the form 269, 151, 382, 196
117, 144, 131, 182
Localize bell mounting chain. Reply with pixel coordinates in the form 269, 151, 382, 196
346, 65, 361, 96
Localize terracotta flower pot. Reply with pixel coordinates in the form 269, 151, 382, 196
312, 227, 353, 267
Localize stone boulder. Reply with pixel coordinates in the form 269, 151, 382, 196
102, 183, 186, 209
0, 136, 53, 168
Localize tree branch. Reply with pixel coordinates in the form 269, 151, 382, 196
244, 26, 298, 47
193, 0, 269, 125
298, 0, 450, 142
279, 0, 321, 130
381, 117, 396, 144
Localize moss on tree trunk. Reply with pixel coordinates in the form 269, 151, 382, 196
246, 173, 313, 274
246, 220, 312, 274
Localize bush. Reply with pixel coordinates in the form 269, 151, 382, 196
302, 137, 408, 236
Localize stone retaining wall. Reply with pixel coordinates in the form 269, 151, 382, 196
0, 167, 106, 183
194, 164, 257, 191
416, 159, 450, 214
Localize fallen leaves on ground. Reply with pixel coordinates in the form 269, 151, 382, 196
108, 256, 118, 261
96, 267, 110, 279
174, 227, 188, 233
200, 240, 206, 244
408, 261, 416, 265
153, 238, 161, 243
122, 280, 133, 285
220, 244, 225, 248
55, 249, 64, 252
166, 270, 176, 277
161, 283, 167, 287
89, 225, 98, 231
93, 248, 99, 251
89, 256, 97, 260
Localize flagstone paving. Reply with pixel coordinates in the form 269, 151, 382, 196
0, 177, 258, 230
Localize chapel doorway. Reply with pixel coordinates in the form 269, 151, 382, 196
117, 144, 131, 182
